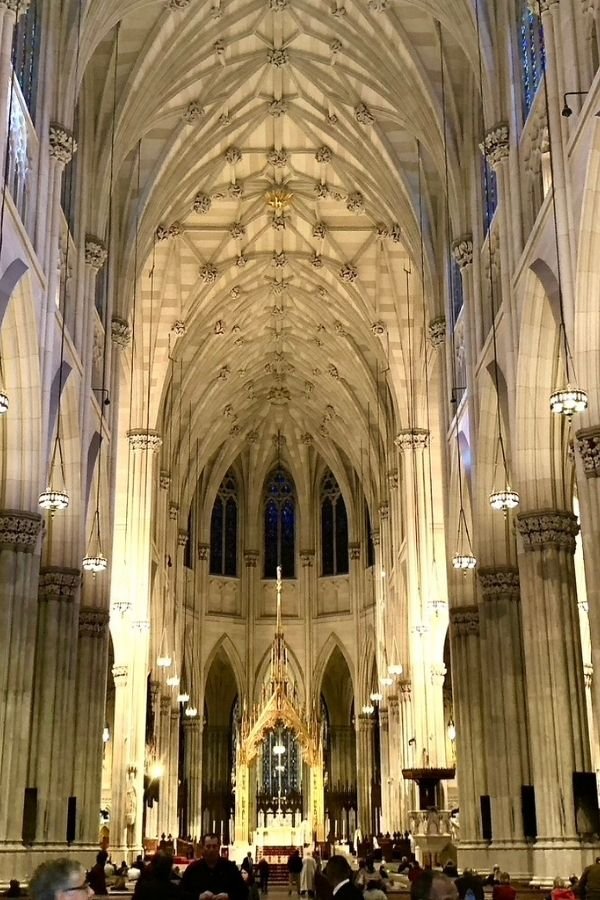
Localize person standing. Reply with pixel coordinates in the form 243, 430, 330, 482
133, 852, 181, 900
580, 859, 600, 900
288, 850, 303, 896
181, 833, 248, 900
455, 869, 484, 900
257, 859, 270, 895
88, 852, 109, 896
300, 853, 317, 898
322, 856, 362, 900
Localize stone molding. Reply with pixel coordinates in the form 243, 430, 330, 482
379, 503, 389, 520
300, 550, 315, 567
85, 235, 108, 270
160, 471, 171, 490
449, 605, 479, 636
78, 606, 109, 638
349, 542, 360, 560
111, 317, 131, 347
112, 664, 128, 686
395, 428, 430, 451
0, 509, 41, 552
244, 549, 259, 567
576, 426, 600, 478
0, 0, 32, 13
49, 123, 77, 164
127, 429, 162, 451
517, 509, 579, 553
398, 679, 412, 699
428, 316, 446, 347
358, 713, 375, 731
183, 717, 201, 732
178, 530, 188, 548
38, 566, 81, 602
480, 123, 510, 168
169, 502, 179, 521
160, 696, 171, 713
478, 566, 520, 600
388, 470, 398, 490
451, 235, 473, 270
371, 530, 380, 546
379, 708, 389, 730
198, 543, 210, 561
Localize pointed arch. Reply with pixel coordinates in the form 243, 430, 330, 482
312, 633, 356, 707
203, 633, 245, 705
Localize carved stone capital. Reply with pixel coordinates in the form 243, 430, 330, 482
528, 0, 558, 11
0, 509, 41, 552
387, 470, 398, 490
168, 0, 191, 7
183, 717, 201, 732
300, 550, 315, 567
112, 664, 128, 687
449, 605, 480, 636
398, 678, 412, 699
428, 316, 446, 347
379, 503, 389, 520
169, 502, 179, 521
49, 123, 77, 164
395, 428, 430, 451
480, 123, 510, 168
451, 235, 473, 270
111, 317, 131, 347
244, 549, 259, 567
160, 695, 171, 713
371, 530, 380, 546
576, 426, 600, 478
198, 542, 210, 561
478, 566, 520, 600
178, 530, 188, 548
0, 0, 32, 14
160, 471, 171, 490
127, 429, 162, 451
78, 606, 109, 638
517, 509, 578, 553
348, 542, 360, 560
430, 663, 447, 685
38, 566, 81, 602
85, 235, 108, 270
584, 662, 593, 690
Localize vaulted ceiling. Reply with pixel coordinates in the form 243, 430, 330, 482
79, 0, 478, 501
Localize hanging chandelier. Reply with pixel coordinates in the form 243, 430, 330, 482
489, 488, 520, 513
185, 705, 198, 718
83, 509, 108, 572
369, 691, 382, 703
82, 552, 108, 573
549, 386, 588, 417
362, 704, 375, 715
177, 691, 190, 703
112, 596, 132, 615
388, 663, 403, 677
452, 507, 476, 570
0, 390, 8, 415
39, 487, 69, 512
166, 673, 180, 687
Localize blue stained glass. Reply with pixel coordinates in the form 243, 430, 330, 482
520, 5, 544, 119
210, 471, 238, 576
210, 498, 224, 574
322, 498, 334, 576
224, 497, 237, 576
335, 498, 349, 574
451, 259, 464, 324
482, 157, 497, 233
264, 469, 296, 578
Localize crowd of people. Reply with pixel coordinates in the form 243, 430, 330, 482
8, 841, 600, 900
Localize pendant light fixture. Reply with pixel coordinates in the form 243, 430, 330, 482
474, 0, 520, 516
533, 1, 587, 417
439, 24, 477, 570
41, 1, 83, 513
84, 25, 120, 573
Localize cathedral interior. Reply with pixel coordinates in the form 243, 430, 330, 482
2, 0, 600, 886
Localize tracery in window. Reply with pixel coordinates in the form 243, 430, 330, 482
321, 470, 349, 576
520, 4, 544, 120
14, 0, 41, 120
264, 468, 295, 578
210, 470, 238, 577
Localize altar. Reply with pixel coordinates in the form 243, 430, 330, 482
254, 814, 311, 847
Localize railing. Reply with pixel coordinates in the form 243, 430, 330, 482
7, 73, 38, 242
408, 809, 457, 838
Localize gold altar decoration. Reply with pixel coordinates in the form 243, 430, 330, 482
234, 566, 325, 843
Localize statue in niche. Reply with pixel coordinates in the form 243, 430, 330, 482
125, 775, 137, 826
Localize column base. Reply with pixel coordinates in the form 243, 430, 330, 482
458, 838, 600, 883
0, 842, 101, 884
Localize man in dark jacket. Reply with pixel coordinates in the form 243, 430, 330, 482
181, 834, 248, 900
323, 856, 362, 900
455, 870, 484, 900
88, 852, 108, 896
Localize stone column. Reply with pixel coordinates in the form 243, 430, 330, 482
397, 679, 415, 828
72, 606, 110, 845
478, 568, 531, 866
0, 510, 42, 844
448, 606, 488, 855
356, 713, 374, 834
28, 566, 81, 843
378, 706, 391, 832
575, 427, 600, 771
168, 709, 181, 838
109, 429, 160, 855
396, 428, 447, 768
516, 510, 591, 872
184, 717, 202, 840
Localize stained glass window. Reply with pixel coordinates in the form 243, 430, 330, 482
482, 156, 498, 234
520, 4, 544, 120
264, 469, 295, 578
366, 505, 375, 568
14, 0, 41, 121
451, 258, 464, 324
260, 727, 301, 796
321, 470, 349, 576
210, 471, 238, 576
